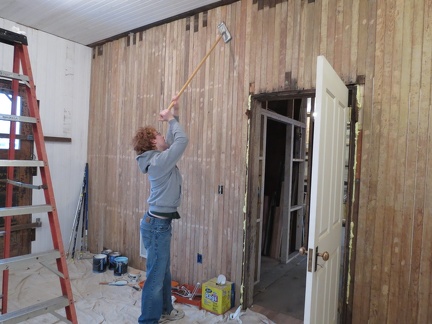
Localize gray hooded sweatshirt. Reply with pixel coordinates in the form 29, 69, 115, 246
136, 117, 189, 215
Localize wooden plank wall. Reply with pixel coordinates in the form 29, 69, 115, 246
88, 5, 248, 290
88, 0, 432, 321
354, 1, 432, 323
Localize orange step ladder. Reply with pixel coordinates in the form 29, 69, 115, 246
0, 27, 78, 323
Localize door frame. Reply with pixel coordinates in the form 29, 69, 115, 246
242, 89, 314, 306
242, 87, 359, 323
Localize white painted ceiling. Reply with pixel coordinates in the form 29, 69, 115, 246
0, 0, 226, 46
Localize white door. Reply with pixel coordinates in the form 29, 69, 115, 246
303, 56, 348, 324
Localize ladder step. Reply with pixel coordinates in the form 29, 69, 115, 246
0, 113, 37, 124
0, 250, 61, 272
0, 27, 28, 46
0, 160, 45, 167
0, 296, 70, 324
4, 179, 47, 190
0, 134, 33, 141
0, 70, 30, 84
0, 204, 53, 217
0, 220, 42, 237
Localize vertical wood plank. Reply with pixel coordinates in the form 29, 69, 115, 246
208, 7, 220, 280
219, 5, 232, 278
284, 0, 294, 88
414, 0, 432, 321
298, 1, 307, 88
231, 1, 242, 282
326, 0, 337, 65
353, 0, 378, 321
333, 0, 344, 73
254, 2, 264, 91
341, 0, 352, 81
185, 14, 199, 283
311, 0, 322, 89
405, 0, 425, 322
356, 0, 369, 76
319, 0, 329, 55
272, 0, 283, 90
198, 12, 212, 282
290, 0, 301, 88
264, 0, 274, 90
277, 1, 288, 88
376, 0, 397, 320
174, 17, 189, 280
302, 1, 314, 89
386, 0, 410, 322
196, 11, 208, 283
367, 0, 389, 320
213, 5, 225, 278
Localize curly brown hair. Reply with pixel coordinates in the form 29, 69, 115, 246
132, 126, 157, 155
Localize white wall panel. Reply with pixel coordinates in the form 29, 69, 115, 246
0, 19, 92, 253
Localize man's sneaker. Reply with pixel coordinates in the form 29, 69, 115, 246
159, 309, 185, 322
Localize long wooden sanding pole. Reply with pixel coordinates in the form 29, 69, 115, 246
167, 22, 232, 110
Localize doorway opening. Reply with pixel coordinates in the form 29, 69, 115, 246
249, 93, 313, 323
245, 86, 358, 323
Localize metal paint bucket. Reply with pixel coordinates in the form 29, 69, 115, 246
128, 269, 141, 283
101, 249, 112, 257
114, 256, 128, 276
93, 254, 107, 273
108, 252, 122, 270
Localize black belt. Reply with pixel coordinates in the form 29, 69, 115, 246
148, 211, 170, 219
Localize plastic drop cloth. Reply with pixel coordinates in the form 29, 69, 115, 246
2, 258, 275, 324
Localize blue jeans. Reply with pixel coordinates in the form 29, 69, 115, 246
138, 212, 173, 324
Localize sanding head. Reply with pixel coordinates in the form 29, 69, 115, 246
217, 22, 232, 43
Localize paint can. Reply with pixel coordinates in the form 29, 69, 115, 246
93, 254, 107, 273
128, 269, 141, 283
114, 256, 128, 276
108, 252, 122, 270
101, 249, 112, 257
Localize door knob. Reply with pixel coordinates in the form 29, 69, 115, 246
299, 247, 329, 260
299, 247, 307, 255
318, 251, 330, 261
